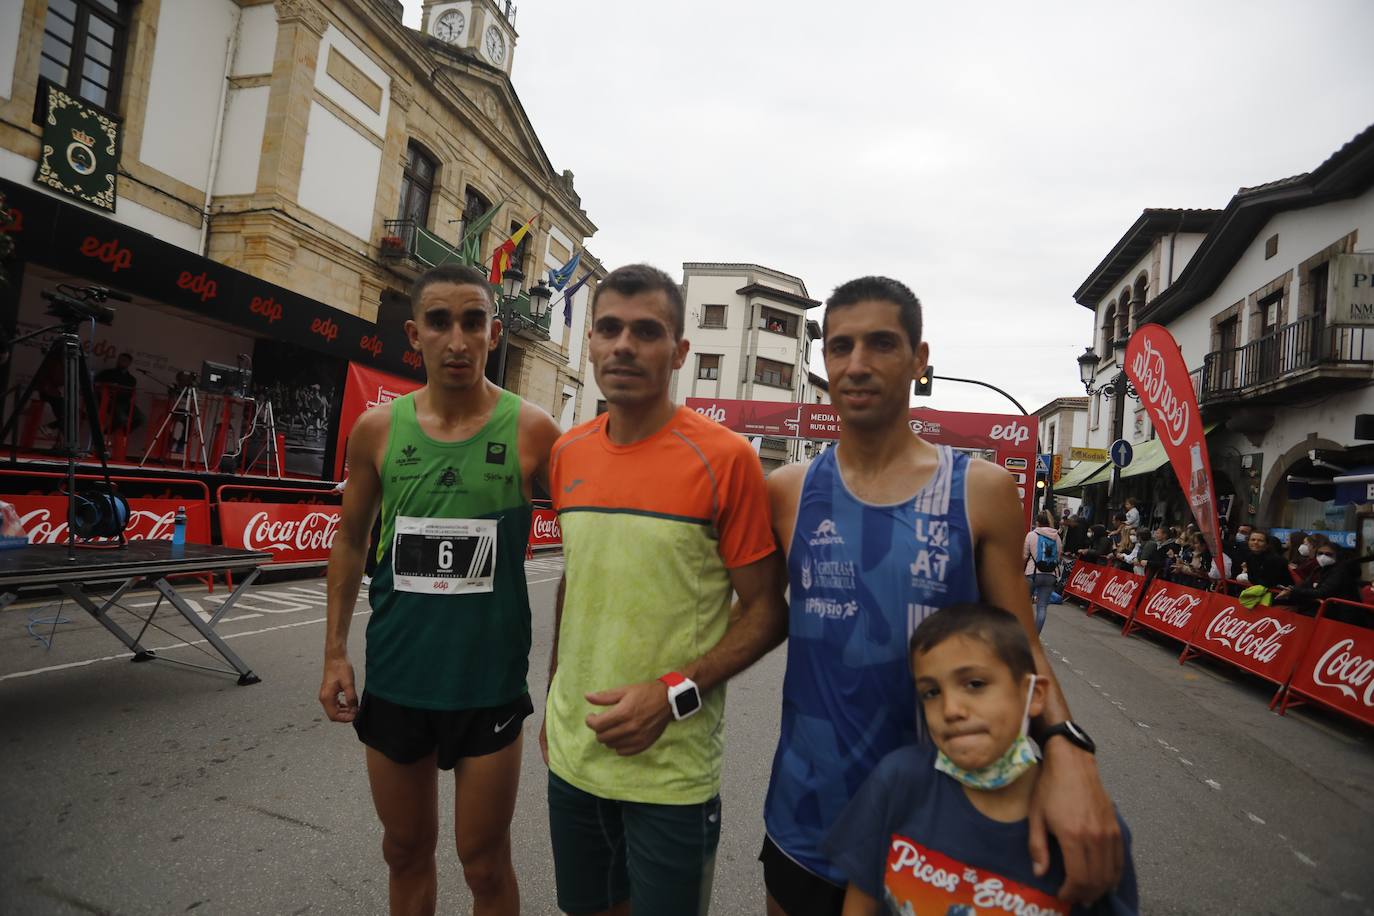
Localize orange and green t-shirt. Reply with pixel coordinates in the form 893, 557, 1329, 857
546, 406, 776, 805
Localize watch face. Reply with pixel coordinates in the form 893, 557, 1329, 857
674, 687, 700, 718
484, 25, 506, 64
435, 9, 465, 43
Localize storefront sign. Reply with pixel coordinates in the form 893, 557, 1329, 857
1331, 253, 1374, 326
219, 501, 340, 564
685, 399, 1039, 527
1124, 325, 1224, 572
1186, 593, 1314, 686
334, 363, 426, 479
6, 494, 210, 544
1070, 447, 1107, 462
529, 508, 562, 549
1286, 616, 1374, 727
35, 82, 120, 212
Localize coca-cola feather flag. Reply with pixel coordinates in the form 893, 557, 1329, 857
1124, 324, 1225, 575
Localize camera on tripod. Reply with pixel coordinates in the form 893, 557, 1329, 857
40, 284, 127, 326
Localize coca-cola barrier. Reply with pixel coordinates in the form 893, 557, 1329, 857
529, 506, 561, 550
1281, 601, 1374, 728
217, 486, 342, 565
1, 470, 212, 544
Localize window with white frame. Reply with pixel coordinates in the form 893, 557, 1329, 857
701, 304, 726, 329
754, 357, 793, 389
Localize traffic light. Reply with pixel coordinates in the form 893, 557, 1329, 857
914, 365, 934, 397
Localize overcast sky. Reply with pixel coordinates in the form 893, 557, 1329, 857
402, 0, 1374, 418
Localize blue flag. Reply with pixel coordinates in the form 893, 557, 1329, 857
560, 271, 593, 327
547, 250, 582, 291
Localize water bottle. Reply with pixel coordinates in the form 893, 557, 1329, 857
172, 506, 187, 550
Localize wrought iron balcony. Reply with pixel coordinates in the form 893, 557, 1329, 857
1195, 314, 1374, 405
379, 219, 474, 272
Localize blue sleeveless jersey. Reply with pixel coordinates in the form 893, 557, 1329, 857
763, 445, 979, 883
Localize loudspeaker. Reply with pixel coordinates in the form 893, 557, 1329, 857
1356, 414, 1374, 441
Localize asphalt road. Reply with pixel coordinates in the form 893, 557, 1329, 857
1, 556, 1372, 915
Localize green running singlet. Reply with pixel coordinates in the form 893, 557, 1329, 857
363, 390, 532, 711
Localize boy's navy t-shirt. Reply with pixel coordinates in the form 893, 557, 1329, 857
824, 744, 1138, 915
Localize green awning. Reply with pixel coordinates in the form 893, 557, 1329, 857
1053, 460, 1109, 494
1053, 423, 1218, 493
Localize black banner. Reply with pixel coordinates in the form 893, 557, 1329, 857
34, 82, 121, 212
0, 178, 424, 381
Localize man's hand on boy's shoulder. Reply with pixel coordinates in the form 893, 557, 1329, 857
1028, 739, 1123, 904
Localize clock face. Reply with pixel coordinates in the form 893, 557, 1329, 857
484, 25, 506, 64
434, 9, 465, 43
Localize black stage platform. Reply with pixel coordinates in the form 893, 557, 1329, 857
0, 542, 274, 684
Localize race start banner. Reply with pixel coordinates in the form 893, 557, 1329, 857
686, 399, 1039, 528
1124, 325, 1224, 573
333, 362, 424, 479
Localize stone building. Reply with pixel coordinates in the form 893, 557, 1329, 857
0, 0, 603, 476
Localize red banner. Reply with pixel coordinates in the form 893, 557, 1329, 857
1090, 567, 1147, 618
1130, 578, 1209, 642
1285, 615, 1374, 727
1124, 325, 1223, 571
7, 494, 211, 544
1062, 561, 1107, 604
333, 362, 423, 479
219, 501, 340, 564
686, 399, 1039, 528
1185, 593, 1315, 686
529, 508, 562, 549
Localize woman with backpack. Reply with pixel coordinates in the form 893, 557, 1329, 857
1023, 509, 1064, 633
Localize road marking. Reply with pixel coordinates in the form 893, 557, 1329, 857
1246, 812, 1266, 825
1204, 778, 1222, 790
0, 610, 371, 683
1293, 850, 1317, 868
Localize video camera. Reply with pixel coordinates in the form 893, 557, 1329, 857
40, 284, 129, 326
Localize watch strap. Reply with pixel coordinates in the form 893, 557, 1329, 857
658, 672, 686, 688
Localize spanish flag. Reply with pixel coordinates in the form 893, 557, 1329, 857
490, 214, 538, 284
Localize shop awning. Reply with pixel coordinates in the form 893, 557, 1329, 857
1053, 460, 1109, 494
1052, 424, 1218, 493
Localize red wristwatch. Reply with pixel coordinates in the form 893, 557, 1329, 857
658, 672, 702, 721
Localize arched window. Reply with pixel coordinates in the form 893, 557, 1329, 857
1116, 291, 1131, 341
1132, 273, 1149, 330
1101, 303, 1117, 357
397, 141, 437, 227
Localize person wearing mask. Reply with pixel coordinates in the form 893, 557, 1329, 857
1061, 514, 1088, 558
1114, 528, 1144, 574
1225, 523, 1253, 565
1235, 530, 1289, 591
1291, 533, 1328, 583
1283, 530, 1309, 581
1077, 525, 1111, 564
1276, 544, 1364, 621
1023, 510, 1063, 632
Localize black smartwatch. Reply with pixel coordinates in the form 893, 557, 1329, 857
1038, 720, 1096, 755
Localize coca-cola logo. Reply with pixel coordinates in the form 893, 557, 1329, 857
1311, 638, 1374, 707
1141, 589, 1203, 629
21, 507, 181, 543
531, 514, 561, 541
1100, 575, 1140, 609
1204, 606, 1295, 664
1068, 567, 1101, 595
242, 509, 339, 553
1130, 336, 1190, 448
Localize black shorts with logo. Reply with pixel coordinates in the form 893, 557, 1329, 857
353, 690, 533, 770
760, 835, 846, 916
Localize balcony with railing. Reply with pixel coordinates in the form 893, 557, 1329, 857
379, 219, 475, 275
1193, 314, 1374, 405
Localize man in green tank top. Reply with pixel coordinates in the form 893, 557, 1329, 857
319, 264, 561, 916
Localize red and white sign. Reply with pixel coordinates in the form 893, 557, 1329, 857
6, 494, 211, 544
1131, 578, 1208, 642
1093, 568, 1147, 618
1285, 616, 1374, 728
1124, 325, 1224, 572
1062, 561, 1106, 605
1186, 593, 1315, 686
686, 399, 1039, 527
219, 501, 341, 564
333, 362, 423, 479
529, 508, 562, 549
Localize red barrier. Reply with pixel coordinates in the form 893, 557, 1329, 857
1126, 578, 1210, 645
218, 485, 340, 565
1088, 567, 1147, 620
529, 502, 561, 551
1279, 600, 1374, 727
1062, 561, 1106, 604
0, 470, 212, 544
1181, 592, 1316, 697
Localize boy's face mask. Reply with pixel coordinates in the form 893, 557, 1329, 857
935, 675, 1039, 791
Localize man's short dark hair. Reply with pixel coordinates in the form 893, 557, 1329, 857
591, 264, 685, 339
910, 602, 1035, 683
823, 276, 923, 348
409, 264, 494, 312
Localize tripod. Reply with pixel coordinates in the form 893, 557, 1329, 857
0, 287, 127, 558
140, 384, 208, 470
238, 398, 282, 478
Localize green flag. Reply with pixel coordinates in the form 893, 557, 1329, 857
459, 196, 507, 264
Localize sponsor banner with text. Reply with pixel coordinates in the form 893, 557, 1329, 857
1062, 561, 1107, 605
1285, 616, 1374, 727
1131, 578, 1209, 642
219, 501, 340, 564
529, 508, 562, 549
333, 362, 424, 479
6, 494, 211, 544
1089, 567, 1147, 618
1186, 592, 1315, 686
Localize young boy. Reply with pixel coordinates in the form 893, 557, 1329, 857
824, 603, 1138, 915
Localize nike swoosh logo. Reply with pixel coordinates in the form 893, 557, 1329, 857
563, 479, 584, 494
493, 714, 518, 733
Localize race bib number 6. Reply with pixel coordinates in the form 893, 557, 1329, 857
392, 516, 497, 595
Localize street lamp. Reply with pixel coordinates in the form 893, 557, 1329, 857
1079, 339, 1138, 502
494, 267, 554, 388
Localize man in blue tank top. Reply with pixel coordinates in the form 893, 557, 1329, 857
760, 277, 1124, 916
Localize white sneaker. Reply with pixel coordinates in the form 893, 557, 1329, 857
361, 575, 372, 586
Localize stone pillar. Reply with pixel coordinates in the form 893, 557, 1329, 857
256, 0, 328, 204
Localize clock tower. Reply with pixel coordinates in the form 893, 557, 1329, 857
420, 0, 519, 75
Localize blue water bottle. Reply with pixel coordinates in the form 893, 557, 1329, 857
172, 505, 187, 553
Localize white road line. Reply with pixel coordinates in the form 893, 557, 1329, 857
0, 610, 371, 683
1204, 778, 1222, 790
